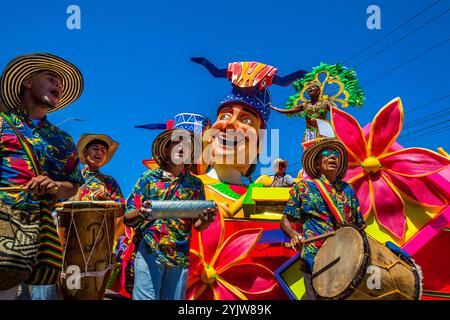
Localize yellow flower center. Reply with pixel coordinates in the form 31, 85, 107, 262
361, 156, 382, 174
200, 265, 217, 285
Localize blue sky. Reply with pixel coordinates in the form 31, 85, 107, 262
1, 0, 449, 194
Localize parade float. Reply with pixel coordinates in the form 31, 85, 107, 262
110, 59, 449, 300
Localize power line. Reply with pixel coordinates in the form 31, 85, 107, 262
362, 37, 450, 87
408, 93, 450, 113
354, 7, 450, 68
400, 123, 450, 143
403, 108, 450, 128
343, 0, 443, 63
399, 118, 450, 140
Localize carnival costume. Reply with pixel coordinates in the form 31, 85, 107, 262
272, 63, 364, 142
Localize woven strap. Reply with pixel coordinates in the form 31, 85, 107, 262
0, 112, 41, 176
313, 179, 347, 224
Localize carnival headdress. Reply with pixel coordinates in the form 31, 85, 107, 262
191, 57, 307, 128
286, 62, 365, 113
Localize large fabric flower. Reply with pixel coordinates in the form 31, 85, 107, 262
330, 97, 450, 238
187, 213, 277, 300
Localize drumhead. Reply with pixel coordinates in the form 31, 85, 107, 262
55, 201, 123, 214
312, 225, 369, 299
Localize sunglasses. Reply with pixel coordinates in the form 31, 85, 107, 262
321, 149, 340, 158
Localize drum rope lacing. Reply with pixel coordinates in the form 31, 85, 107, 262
60, 206, 114, 281
348, 234, 419, 300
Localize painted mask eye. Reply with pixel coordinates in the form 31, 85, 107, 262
219, 113, 232, 121
241, 117, 253, 125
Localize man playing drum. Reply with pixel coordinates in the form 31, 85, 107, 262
75, 134, 124, 208
280, 137, 366, 300
124, 127, 218, 300
0, 53, 84, 300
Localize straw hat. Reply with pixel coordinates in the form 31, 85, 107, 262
152, 129, 201, 171
302, 138, 348, 180
77, 134, 119, 165
0, 53, 83, 112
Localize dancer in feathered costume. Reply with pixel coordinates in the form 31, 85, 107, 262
271, 63, 365, 142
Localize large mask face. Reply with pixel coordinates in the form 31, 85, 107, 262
207, 105, 262, 176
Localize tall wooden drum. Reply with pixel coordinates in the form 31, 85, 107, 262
312, 225, 423, 300
56, 201, 122, 300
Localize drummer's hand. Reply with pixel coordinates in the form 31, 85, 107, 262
26, 175, 59, 196
289, 231, 303, 251
92, 189, 109, 200
139, 200, 152, 220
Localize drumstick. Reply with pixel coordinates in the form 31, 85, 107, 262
0, 186, 59, 193
0, 187, 26, 192
284, 231, 335, 248
300, 232, 335, 245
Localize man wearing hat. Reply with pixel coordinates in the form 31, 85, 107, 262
0, 53, 84, 299
123, 127, 217, 300
280, 137, 366, 299
75, 134, 124, 206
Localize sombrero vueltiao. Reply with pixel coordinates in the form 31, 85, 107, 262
77, 134, 119, 166
152, 129, 202, 171
0, 53, 83, 112
302, 137, 348, 180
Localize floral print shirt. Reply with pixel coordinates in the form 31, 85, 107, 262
125, 168, 205, 268
284, 175, 366, 272
0, 110, 82, 212
79, 168, 125, 211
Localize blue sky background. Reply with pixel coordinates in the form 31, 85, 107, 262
1, 0, 449, 194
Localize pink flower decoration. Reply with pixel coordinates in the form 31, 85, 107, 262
331, 97, 450, 238
187, 213, 277, 300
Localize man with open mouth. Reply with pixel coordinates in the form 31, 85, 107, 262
0, 53, 84, 300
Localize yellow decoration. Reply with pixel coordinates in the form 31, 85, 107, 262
201, 265, 218, 285
361, 156, 382, 174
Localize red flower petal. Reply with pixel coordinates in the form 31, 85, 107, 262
344, 165, 364, 184
369, 173, 406, 238
214, 279, 246, 300
199, 210, 225, 265
220, 263, 277, 295
383, 171, 447, 207
351, 176, 372, 217
187, 249, 204, 288
368, 98, 403, 157
380, 148, 450, 177
186, 280, 207, 300
213, 228, 262, 273
331, 107, 367, 161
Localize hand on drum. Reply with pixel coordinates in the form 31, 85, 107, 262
92, 189, 111, 200
25, 175, 59, 196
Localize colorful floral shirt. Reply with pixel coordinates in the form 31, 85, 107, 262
284, 175, 366, 272
125, 168, 205, 268
0, 110, 82, 212
79, 168, 125, 211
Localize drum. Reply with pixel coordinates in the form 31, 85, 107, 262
56, 201, 122, 300
312, 225, 423, 300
